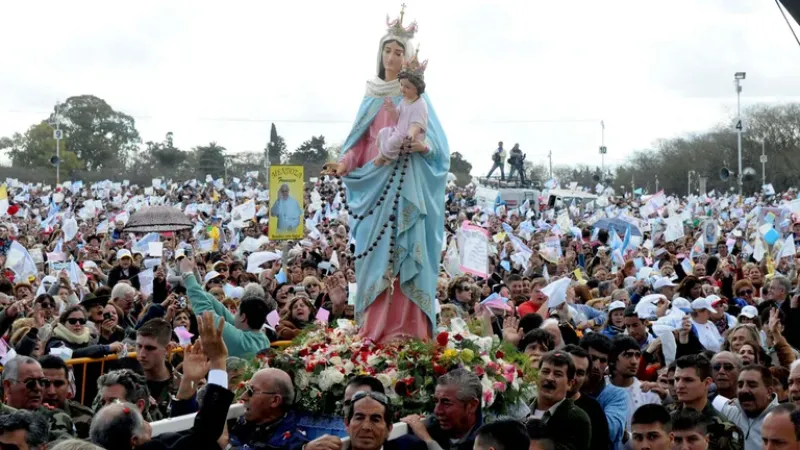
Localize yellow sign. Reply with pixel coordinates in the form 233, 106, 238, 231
268, 166, 305, 240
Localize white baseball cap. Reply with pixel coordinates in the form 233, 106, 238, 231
608, 300, 626, 313
653, 277, 677, 291
672, 297, 692, 313
175, 248, 186, 260
117, 249, 132, 260
204, 271, 222, 285
690, 297, 717, 314
739, 305, 758, 319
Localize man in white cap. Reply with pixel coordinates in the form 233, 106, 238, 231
601, 300, 627, 339
690, 297, 724, 352
652, 277, 677, 300
737, 305, 759, 325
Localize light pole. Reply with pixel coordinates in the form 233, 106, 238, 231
760, 139, 767, 187
688, 170, 695, 196
734, 72, 746, 196
599, 121, 607, 174
655, 175, 659, 193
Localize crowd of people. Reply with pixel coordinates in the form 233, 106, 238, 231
0, 172, 797, 450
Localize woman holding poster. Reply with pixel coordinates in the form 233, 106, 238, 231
322, 6, 449, 343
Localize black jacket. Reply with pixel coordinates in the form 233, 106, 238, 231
108, 265, 141, 290
140, 383, 234, 450
529, 397, 592, 450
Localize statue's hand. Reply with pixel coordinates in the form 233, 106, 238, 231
322, 162, 347, 176
404, 139, 429, 154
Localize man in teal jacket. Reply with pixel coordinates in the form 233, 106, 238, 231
180, 259, 270, 358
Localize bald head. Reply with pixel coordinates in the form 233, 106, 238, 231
243, 368, 295, 424
90, 402, 151, 450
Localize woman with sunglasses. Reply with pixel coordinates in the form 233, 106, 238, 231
45, 305, 125, 359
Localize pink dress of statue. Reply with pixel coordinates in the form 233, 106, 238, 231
339, 99, 431, 344
377, 98, 428, 161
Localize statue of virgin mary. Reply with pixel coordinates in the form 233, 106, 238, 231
323, 6, 449, 343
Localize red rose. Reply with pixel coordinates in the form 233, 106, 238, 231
305, 363, 315, 372
298, 349, 309, 357
495, 351, 505, 359
454, 334, 464, 342
475, 366, 486, 377
433, 364, 448, 377
436, 332, 449, 347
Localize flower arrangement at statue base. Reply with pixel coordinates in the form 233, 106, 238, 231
254, 318, 537, 420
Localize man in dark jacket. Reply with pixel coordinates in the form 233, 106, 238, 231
528, 350, 591, 450
563, 344, 609, 450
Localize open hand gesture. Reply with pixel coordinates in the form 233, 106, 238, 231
502, 315, 524, 346
198, 311, 228, 364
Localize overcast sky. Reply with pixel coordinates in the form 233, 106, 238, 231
2, 0, 799, 175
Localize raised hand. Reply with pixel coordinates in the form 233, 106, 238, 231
181, 342, 211, 383
502, 315, 524, 346
198, 311, 228, 366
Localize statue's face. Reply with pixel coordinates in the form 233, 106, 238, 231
382, 40, 405, 75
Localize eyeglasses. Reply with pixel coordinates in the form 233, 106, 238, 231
67, 318, 87, 325
737, 289, 754, 296
39, 303, 55, 309
713, 363, 737, 372
457, 285, 471, 291
243, 384, 279, 398
344, 390, 389, 408
9, 377, 51, 390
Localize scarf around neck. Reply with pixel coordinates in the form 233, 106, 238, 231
52, 323, 91, 345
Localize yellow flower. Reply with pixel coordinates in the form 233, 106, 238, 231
460, 349, 475, 363
443, 349, 458, 360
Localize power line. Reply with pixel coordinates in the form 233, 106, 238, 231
775, 0, 800, 48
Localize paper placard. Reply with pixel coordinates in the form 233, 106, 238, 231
458, 222, 489, 278
348, 283, 358, 306
266, 310, 280, 328
316, 308, 330, 323
148, 242, 163, 257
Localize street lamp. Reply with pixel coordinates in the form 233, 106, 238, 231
734, 72, 746, 196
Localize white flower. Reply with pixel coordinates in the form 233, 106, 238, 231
367, 354, 382, 367
344, 361, 355, 374
317, 367, 345, 391
295, 371, 310, 389
330, 356, 344, 367
376, 373, 393, 388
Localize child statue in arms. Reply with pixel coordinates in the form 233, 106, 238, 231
373, 48, 429, 166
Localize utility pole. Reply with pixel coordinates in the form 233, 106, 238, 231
760, 139, 767, 187
548, 150, 553, 178
54, 103, 62, 185
599, 120, 607, 175
734, 72, 746, 196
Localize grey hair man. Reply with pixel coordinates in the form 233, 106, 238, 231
90, 401, 151, 450
94, 370, 152, 420
711, 351, 743, 400
395, 368, 483, 450
49, 440, 104, 450
0, 411, 50, 450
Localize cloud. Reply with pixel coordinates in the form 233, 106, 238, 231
1, 0, 799, 176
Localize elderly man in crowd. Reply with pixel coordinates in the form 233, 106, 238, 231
1, 356, 75, 441
0, 411, 50, 450
394, 368, 483, 450
229, 367, 308, 450
711, 351, 742, 401
95, 369, 155, 421
713, 364, 780, 449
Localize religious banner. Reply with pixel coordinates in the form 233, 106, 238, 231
458, 222, 489, 278
268, 166, 305, 240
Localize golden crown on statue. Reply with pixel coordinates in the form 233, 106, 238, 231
400, 45, 428, 79
386, 3, 418, 40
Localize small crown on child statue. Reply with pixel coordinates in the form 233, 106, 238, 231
400, 45, 428, 79
385, 3, 418, 40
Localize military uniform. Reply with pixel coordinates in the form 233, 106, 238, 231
62, 399, 95, 439
667, 401, 743, 450
147, 363, 179, 421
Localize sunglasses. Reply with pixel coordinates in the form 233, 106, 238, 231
39, 303, 55, 309
737, 289, 754, 296
66, 318, 87, 325
243, 384, 279, 399
11, 377, 52, 390
457, 285, 471, 291
344, 390, 389, 408
713, 363, 736, 372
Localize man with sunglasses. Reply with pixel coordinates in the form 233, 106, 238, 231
0, 356, 76, 441
710, 352, 742, 402
230, 368, 308, 450
39, 355, 95, 439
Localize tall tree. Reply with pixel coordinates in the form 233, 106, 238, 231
288, 135, 329, 180
0, 122, 82, 172
136, 132, 189, 177
449, 152, 473, 186
195, 142, 227, 179
266, 123, 287, 165
50, 95, 141, 170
